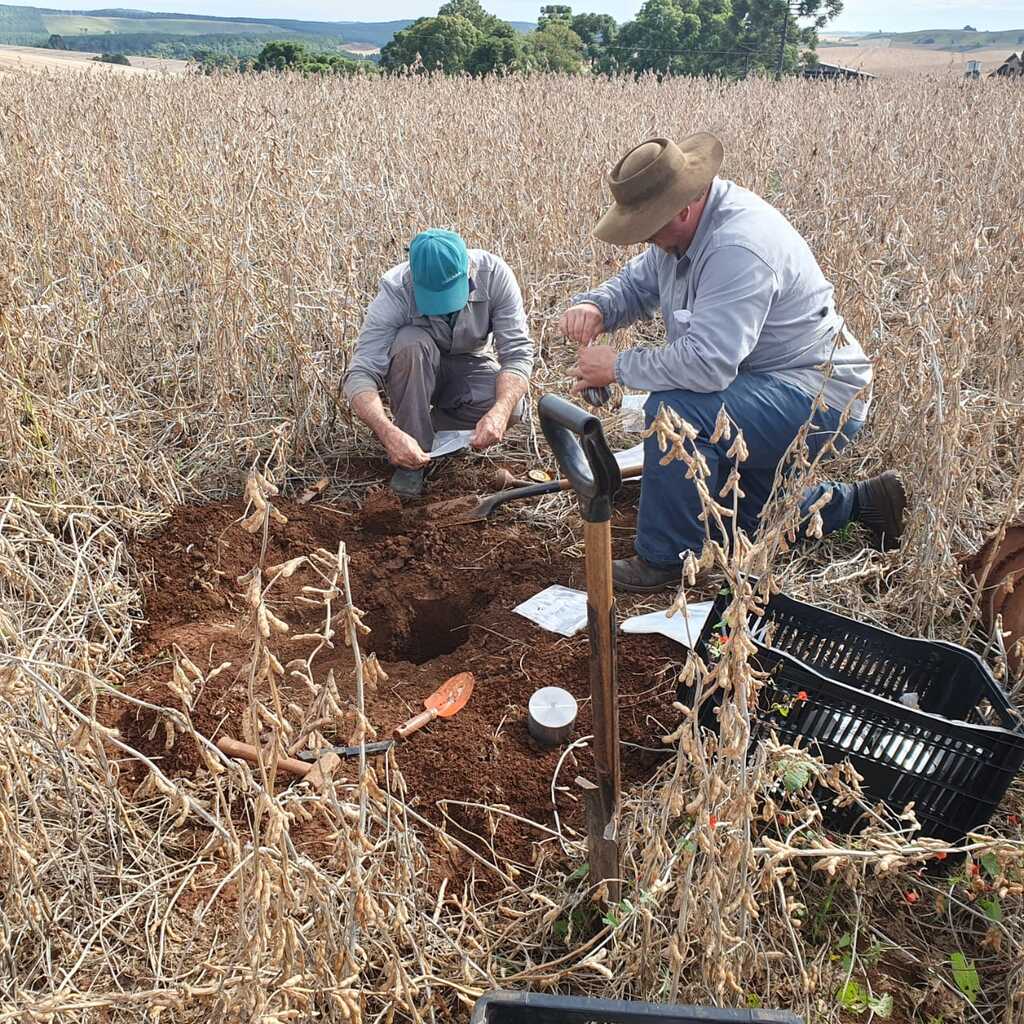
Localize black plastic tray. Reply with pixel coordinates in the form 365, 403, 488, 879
470, 991, 802, 1024
687, 591, 1024, 841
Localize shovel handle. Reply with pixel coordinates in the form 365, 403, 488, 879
395, 706, 438, 739
217, 736, 312, 778
538, 395, 622, 524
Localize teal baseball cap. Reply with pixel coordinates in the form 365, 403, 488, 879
409, 229, 470, 316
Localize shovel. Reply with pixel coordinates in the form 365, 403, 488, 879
424, 463, 643, 525
394, 671, 475, 738
539, 393, 623, 902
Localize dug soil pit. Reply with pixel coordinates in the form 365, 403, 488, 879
114, 456, 689, 883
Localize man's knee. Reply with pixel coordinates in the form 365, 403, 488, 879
390, 326, 437, 370
644, 389, 722, 435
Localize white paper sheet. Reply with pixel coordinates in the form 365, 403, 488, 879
620, 600, 714, 648
614, 443, 644, 472
429, 429, 474, 459
513, 585, 589, 637
619, 392, 649, 433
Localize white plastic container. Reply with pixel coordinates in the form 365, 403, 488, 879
528, 687, 578, 746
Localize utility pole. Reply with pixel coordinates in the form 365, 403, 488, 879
775, 2, 789, 80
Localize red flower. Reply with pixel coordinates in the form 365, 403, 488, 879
709, 815, 718, 829
935, 851, 947, 861
970, 864, 981, 877
796, 691, 809, 702
904, 890, 920, 904
1008, 814, 1021, 826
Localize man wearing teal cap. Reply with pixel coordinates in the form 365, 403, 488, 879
344, 229, 534, 497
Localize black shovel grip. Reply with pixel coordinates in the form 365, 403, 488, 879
538, 394, 622, 523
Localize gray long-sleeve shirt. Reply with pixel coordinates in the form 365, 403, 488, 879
343, 249, 535, 402
572, 177, 872, 421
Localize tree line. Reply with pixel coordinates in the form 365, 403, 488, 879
190, 40, 377, 74
46, 30, 353, 62
187, 0, 841, 79
379, 0, 841, 78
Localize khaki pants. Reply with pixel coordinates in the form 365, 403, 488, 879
386, 326, 524, 451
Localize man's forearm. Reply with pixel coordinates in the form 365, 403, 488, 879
350, 389, 395, 441
490, 371, 529, 423
571, 252, 659, 334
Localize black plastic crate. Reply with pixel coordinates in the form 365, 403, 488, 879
686, 591, 1024, 842
471, 991, 801, 1024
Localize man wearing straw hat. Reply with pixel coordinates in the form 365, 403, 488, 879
562, 134, 906, 592
345, 229, 533, 498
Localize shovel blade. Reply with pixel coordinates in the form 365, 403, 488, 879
422, 494, 488, 522
425, 671, 475, 717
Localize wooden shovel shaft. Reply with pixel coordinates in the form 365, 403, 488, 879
584, 519, 621, 821
395, 706, 439, 739
217, 736, 312, 778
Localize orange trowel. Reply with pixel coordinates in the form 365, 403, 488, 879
395, 672, 475, 739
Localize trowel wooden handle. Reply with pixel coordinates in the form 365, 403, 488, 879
217, 736, 312, 777
492, 468, 532, 489
395, 706, 438, 739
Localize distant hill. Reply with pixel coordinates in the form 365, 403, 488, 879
0, 5, 535, 58
856, 28, 1024, 52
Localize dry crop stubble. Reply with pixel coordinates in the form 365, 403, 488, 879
1, 72, 1023, 1022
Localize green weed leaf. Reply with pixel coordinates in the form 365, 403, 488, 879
869, 992, 894, 1019
837, 979, 868, 1012
950, 951, 981, 1003
978, 897, 1003, 923
783, 762, 811, 793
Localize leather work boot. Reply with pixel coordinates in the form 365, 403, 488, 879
389, 468, 425, 499
854, 471, 907, 551
612, 556, 679, 594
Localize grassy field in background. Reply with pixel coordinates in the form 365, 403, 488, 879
817, 42, 1013, 76
41, 13, 282, 35
0, 41, 188, 72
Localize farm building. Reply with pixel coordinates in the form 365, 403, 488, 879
990, 52, 1023, 77
802, 61, 877, 81
965, 60, 982, 79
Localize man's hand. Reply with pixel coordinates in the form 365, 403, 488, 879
560, 303, 604, 345
351, 391, 427, 467
571, 344, 618, 394
470, 409, 507, 451
383, 425, 430, 469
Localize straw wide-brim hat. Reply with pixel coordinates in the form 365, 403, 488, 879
594, 133, 725, 246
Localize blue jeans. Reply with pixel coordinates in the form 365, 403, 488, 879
636, 374, 864, 568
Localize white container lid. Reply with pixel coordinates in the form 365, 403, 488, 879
528, 687, 578, 730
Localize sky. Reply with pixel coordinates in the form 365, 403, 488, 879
8, 0, 1024, 32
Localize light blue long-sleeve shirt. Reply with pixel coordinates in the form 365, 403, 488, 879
572, 178, 872, 421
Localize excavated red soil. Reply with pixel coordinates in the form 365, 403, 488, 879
113, 456, 688, 884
